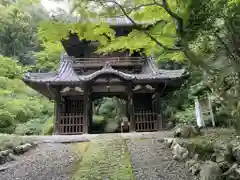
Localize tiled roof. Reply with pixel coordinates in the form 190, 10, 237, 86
23, 54, 79, 83
23, 54, 186, 84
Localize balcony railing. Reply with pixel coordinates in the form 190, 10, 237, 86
72, 57, 145, 68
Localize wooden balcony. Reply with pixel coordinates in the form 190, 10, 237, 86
72, 57, 145, 69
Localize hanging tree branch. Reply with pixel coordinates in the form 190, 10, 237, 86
105, 0, 181, 51
156, 0, 184, 36
85, 0, 204, 67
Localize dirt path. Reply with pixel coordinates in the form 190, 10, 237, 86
126, 132, 198, 180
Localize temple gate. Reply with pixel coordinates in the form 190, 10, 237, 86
22, 18, 187, 135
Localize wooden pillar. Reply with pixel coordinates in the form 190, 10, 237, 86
128, 83, 135, 131
83, 83, 89, 134
88, 92, 93, 133
126, 100, 129, 118
53, 87, 61, 135
155, 91, 162, 130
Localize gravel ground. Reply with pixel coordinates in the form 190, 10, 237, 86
0, 132, 197, 180
126, 132, 198, 180
0, 143, 80, 180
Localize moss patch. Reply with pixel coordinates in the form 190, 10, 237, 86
71, 135, 134, 180
72, 142, 90, 155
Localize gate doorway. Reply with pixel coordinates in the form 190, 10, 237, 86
90, 96, 128, 134
133, 93, 159, 132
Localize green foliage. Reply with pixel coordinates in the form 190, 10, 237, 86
42, 117, 54, 135
34, 42, 63, 71
0, 56, 53, 134
0, 55, 23, 78
189, 138, 215, 160
0, 0, 45, 64
91, 115, 106, 133
175, 106, 196, 125
92, 97, 126, 133
0, 1, 55, 135
0, 110, 16, 134
98, 98, 116, 116
15, 116, 53, 135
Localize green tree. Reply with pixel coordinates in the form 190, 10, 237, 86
0, 0, 48, 64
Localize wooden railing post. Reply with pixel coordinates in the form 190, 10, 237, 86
54, 86, 61, 135
83, 83, 89, 134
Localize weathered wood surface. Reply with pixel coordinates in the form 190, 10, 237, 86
73, 57, 144, 68
59, 113, 84, 135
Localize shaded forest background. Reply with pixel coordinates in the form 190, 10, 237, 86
0, 0, 239, 135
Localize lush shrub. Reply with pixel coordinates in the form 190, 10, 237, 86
0, 56, 23, 79
42, 117, 54, 135
0, 110, 16, 133
174, 106, 196, 125
98, 98, 116, 117
0, 63, 53, 134
91, 115, 106, 133
15, 116, 53, 135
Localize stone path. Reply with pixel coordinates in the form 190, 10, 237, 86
126, 132, 197, 180
0, 143, 79, 180
0, 132, 197, 180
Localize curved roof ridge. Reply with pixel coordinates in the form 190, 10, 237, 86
80, 61, 133, 82
49, 55, 79, 82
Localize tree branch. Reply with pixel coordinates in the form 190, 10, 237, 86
108, 0, 181, 51
158, 0, 184, 36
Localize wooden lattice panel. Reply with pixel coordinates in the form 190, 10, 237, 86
64, 97, 84, 113
59, 113, 84, 135
134, 112, 158, 132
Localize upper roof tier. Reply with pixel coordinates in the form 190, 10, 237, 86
23, 54, 187, 85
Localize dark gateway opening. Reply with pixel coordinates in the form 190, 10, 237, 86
91, 97, 128, 134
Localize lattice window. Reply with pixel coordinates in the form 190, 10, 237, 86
59, 113, 84, 134
61, 96, 84, 113
135, 111, 158, 132
59, 96, 85, 134
133, 94, 158, 132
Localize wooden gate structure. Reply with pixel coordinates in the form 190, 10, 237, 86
22, 18, 187, 135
